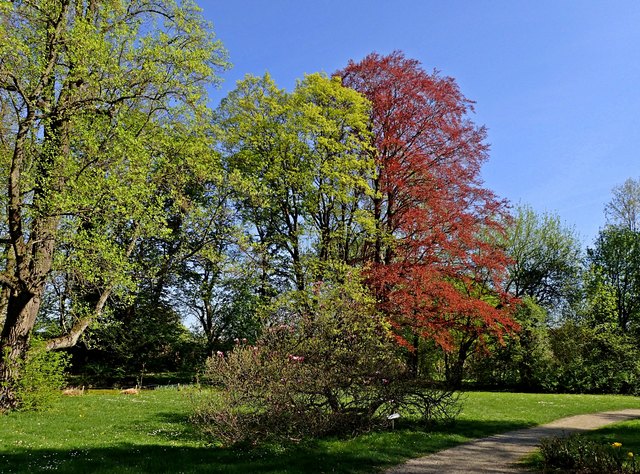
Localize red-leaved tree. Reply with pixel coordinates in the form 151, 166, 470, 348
338, 52, 517, 384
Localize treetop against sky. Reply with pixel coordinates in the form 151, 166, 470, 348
202, 0, 640, 244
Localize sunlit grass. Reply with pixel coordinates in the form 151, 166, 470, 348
1, 389, 639, 473
522, 417, 640, 471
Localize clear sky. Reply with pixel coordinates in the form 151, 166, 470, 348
200, 1, 640, 246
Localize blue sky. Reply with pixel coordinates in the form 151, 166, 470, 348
201, 1, 640, 245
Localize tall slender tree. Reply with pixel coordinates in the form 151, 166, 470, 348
606, 178, 640, 231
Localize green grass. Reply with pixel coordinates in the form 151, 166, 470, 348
1, 389, 640, 473
523, 417, 640, 471
584, 419, 640, 455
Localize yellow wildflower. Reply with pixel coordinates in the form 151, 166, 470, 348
628, 452, 634, 458
612, 442, 623, 448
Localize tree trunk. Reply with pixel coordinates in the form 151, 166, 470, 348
0, 289, 44, 410
444, 337, 476, 390
408, 334, 420, 378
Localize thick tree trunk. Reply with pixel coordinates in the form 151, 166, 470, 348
0, 289, 44, 410
444, 337, 476, 390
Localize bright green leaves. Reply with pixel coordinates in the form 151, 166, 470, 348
504, 204, 582, 309
586, 226, 640, 333
217, 73, 374, 290
0, 1, 229, 357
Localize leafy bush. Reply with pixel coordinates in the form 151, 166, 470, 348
540, 433, 638, 473
549, 323, 640, 394
191, 276, 460, 445
468, 297, 557, 391
12, 339, 69, 411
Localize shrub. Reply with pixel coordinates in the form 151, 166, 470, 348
468, 297, 557, 391
191, 276, 460, 445
12, 339, 69, 411
540, 433, 638, 473
549, 323, 640, 394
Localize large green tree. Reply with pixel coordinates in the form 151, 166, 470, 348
216, 73, 374, 294
504, 205, 582, 310
0, 0, 227, 409
586, 226, 640, 333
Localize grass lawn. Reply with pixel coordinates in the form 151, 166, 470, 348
1, 389, 640, 473
582, 419, 640, 456
522, 417, 640, 471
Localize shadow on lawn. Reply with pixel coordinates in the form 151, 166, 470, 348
1, 444, 379, 474
0, 419, 532, 473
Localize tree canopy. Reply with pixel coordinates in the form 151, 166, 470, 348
504, 205, 582, 310
0, 0, 228, 409
338, 52, 516, 357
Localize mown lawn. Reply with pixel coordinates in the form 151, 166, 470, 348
1, 389, 640, 473
523, 417, 640, 471
583, 419, 640, 455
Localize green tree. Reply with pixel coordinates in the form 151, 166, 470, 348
177, 246, 262, 355
586, 226, 640, 333
549, 321, 640, 394
0, 0, 227, 409
216, 73, 373, 293
605, 177, 640, 231
504, 205, 582, 310
469, 297, 555, 391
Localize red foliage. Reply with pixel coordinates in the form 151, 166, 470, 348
337, 51, 517, 351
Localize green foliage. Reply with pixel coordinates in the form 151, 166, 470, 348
216, 73, 374, 292
9, 340, 69, 411
540, 433, 638, 473
192, 275, 459, 446
177, 249, 263, 355
76, 302, 200, 382
469, 297, 556, 391
586, 226, 640, 333
504, 205, 582, 310
606, 177, 640, 231
549, 322, 640, 394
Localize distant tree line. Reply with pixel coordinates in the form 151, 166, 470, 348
466, 179, 640, 394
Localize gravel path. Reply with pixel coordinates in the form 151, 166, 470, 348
386, 409, 640, 473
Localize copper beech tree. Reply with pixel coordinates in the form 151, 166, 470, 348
338, 52, 518, 383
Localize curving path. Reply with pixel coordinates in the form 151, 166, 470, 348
386, 409, 640, 473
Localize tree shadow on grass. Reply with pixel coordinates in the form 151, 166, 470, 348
583, 422, 640, 445
149, 411, 206, 443
0, 419, 533, 473
0, 444, 379, 474
431, 418, 537, 439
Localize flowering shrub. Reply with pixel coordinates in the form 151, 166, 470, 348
191, 276, 460, 445
540, 434, 638, 473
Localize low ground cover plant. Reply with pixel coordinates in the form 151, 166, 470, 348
540, 434, 638, 473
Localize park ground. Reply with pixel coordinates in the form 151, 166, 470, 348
2, 389, 640, 473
